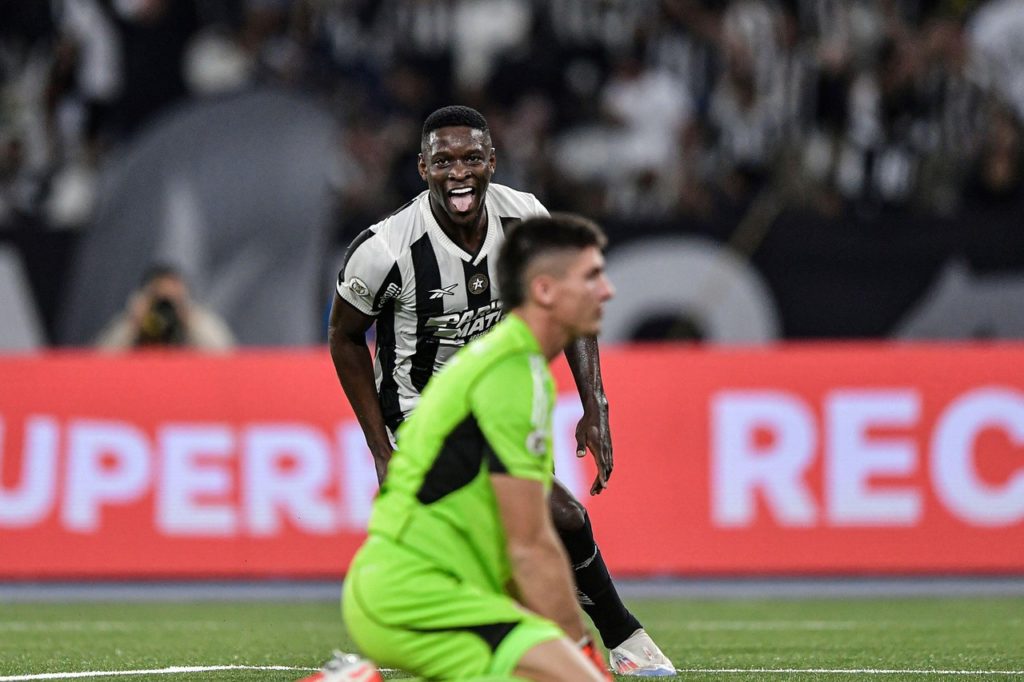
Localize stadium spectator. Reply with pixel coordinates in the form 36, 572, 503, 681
0, 2, 59, 229
967, 0, 1024, 122
707, 0, 799, 202
5, 0, 1024, 345
94, 263, 234, 351
964, 103, 1024, 204
328, 105, 674, 675
4, 0, 1019, 236
320, 214, 618, 682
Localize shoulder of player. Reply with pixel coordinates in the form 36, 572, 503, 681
485, 183, 547, 218
457, 333, 545, 389
345, 193, 427, 265
456, 347, 547, 418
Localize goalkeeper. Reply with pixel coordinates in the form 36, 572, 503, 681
341, 214, 616, 681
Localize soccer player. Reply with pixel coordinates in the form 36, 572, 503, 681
341, 213, 617, 681
329, 105, 673, 675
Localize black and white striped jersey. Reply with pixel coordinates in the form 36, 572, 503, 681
337, 183, 548, 431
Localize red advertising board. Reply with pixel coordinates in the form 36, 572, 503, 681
1, 344, 1022, 578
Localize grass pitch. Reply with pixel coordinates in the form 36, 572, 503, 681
1, 595, 1022, 681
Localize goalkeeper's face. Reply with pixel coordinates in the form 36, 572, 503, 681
539, 246, 615, 339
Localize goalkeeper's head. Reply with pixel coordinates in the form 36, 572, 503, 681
498, 213, 614, 355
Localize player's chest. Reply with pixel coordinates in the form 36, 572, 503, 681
394, 254, 504, 344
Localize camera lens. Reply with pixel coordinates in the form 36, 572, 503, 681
138, 298, 185, 345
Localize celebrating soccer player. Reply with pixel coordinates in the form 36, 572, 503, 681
331, 214, 619, 681
327, 106, 673, 675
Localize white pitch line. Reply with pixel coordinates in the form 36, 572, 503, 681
676, 669, 1024, 676
0, 666, 313, 681
0, 621, 335, 632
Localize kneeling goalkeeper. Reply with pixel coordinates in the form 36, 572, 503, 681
341, 214, 616, 681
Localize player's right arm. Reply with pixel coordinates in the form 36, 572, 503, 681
492, 473, 588, 641
474, 351, 588, 641
330, 228, 403, 485
328, 292, 393, 484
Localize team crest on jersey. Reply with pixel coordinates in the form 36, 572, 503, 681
347, 277, 369, 297
468, 273, 489, 294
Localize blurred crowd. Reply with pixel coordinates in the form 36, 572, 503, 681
2, 0, 1024, 242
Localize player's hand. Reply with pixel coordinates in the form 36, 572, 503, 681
575, 396, 612, 496
578, 634, 613, 681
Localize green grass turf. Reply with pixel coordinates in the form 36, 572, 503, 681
1, 596, 1022, 681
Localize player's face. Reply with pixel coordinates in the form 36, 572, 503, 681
550, 246, 615, 338
418, 126, 496, 231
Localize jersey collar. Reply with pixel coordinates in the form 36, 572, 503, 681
419, 192, 498, 266
504, 313, 543, 355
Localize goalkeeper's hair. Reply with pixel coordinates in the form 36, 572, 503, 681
498, 213, 607, 310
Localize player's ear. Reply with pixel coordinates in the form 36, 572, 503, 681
417, 153, 428, 180
530, 273, 557, 308
488, 147, 496, 174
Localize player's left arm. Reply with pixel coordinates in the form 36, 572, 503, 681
564, 335, 612, 495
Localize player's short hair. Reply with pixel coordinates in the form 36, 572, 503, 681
421, 105, 489, 145
498, 213, 607, 310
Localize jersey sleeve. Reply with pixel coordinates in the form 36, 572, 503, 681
470, 353, 552, 482
336, 228, 401, 316
530, 195, 550, 218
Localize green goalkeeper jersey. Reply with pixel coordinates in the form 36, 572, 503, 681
366, 313, 556, 594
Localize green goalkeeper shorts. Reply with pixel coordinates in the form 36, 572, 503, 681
342, 535, 565, 680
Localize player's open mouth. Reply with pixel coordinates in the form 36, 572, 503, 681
448, 187, 475, 213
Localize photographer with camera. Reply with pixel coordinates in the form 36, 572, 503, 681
94, 264, 235, 351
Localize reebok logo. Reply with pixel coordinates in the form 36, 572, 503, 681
428, 284, 458, 300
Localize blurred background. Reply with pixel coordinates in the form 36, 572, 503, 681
1, 0, 1023, 589
4, 0, 1024, 352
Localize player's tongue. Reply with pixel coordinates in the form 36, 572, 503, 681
449, 189, 474, 213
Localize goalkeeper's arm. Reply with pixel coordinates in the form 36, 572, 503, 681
492, 473, 589, 641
